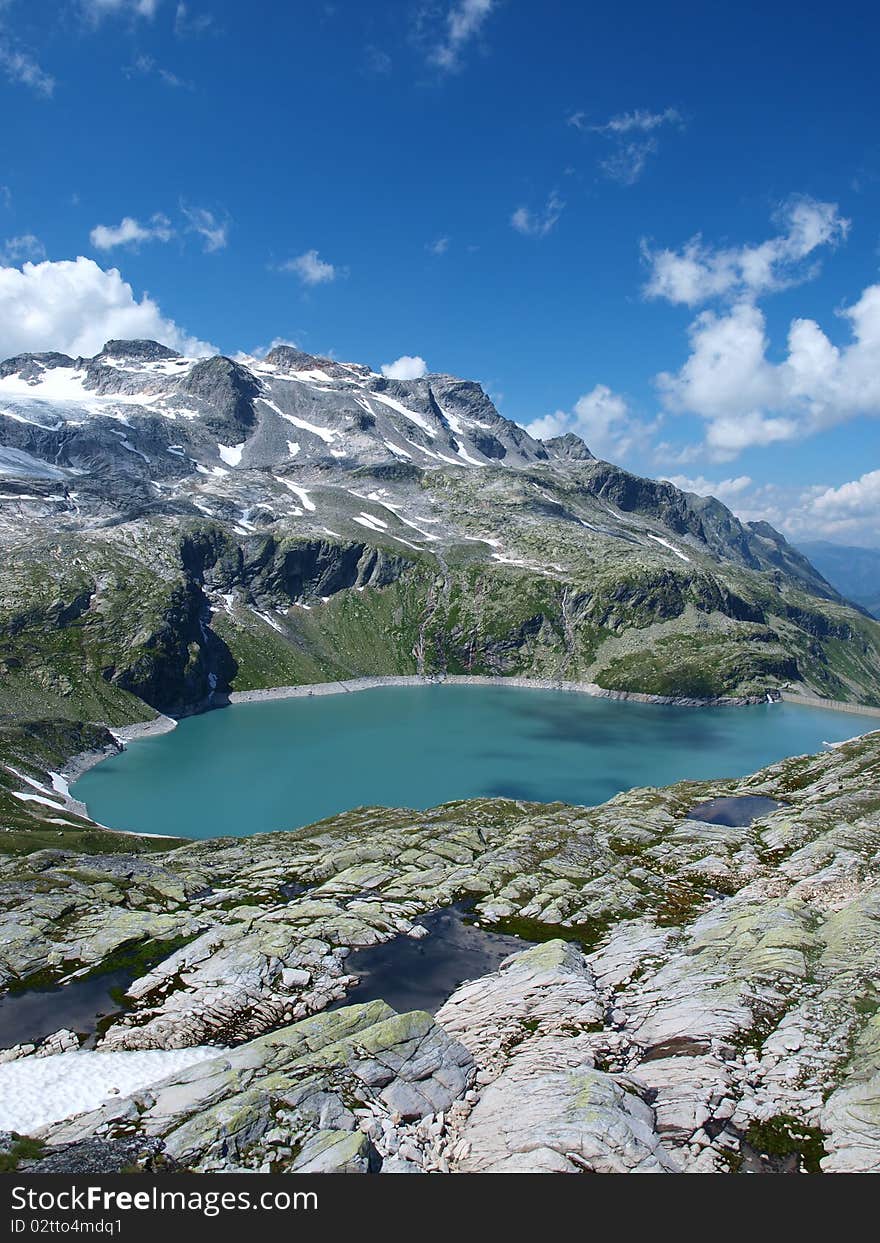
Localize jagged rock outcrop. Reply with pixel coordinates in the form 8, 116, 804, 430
27, 1003, 473, 1173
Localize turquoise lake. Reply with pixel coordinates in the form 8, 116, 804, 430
71, 686, 872, 840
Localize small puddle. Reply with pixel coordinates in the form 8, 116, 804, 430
0, 968, 135, 1051
279, 881, 309, 900
685, 794, 786, 827
332, 901, 532, 1015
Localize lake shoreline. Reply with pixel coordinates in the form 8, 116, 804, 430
60, 677, 880, 805
222, 673, 768, 709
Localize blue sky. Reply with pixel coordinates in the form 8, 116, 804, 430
1, 0, 879, 544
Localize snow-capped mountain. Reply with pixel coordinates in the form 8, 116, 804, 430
0, 338, 834, 594
0, 339, 553, 500
2, 338, 879, 720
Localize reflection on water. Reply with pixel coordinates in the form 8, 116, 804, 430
331, 902, 531, 1014
685, 794, 786, 826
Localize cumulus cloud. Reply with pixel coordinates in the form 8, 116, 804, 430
0, 256, 214, 360
643, 199, 849, 306
89, 214, 173, 250
281, 249, 337, 285
526, 384, 657, 463
180, 204, 228, 253
657, 282, 880, 459
381, 355, 428, 380
0, 41, 55, 96
511, 193, 564, 238
680, 472, 880, 548
426, 0, 497, 73
427, 236, 450, 255
808, 469, 880, 538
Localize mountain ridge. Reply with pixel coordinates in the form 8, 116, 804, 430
1, 336, 879, 792
0, 338, 840, 597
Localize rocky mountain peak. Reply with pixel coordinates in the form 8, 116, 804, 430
98, 340, 182, 362
0, 335, 854, 613
0, 351, 76, 380
544, 432, 594, 461
262, 345, 332, 372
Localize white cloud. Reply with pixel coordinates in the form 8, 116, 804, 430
427, 0, 497, 73
593, 107, 682, 135
0, 256, 214, 360
811, 469, 880, 523
684, 472, 880, 548
0, 42, 55, 96
427, 236, 450, 255
643, 199, 849, 306
125, 53, 194, 89
89, 214, 173, 250
600, 140, 658, 186
657, 282, 880, 459
526, 384, 657, 463
181, 204, 228, 253
281, 249, 337, 285
381, 355, 428, 380
1, 234, 46, 264
782, 470, 880, 545
661, 473, 754, 503
81, 0, 160, 20
584, 107, 682, 185
511, 193, 564, 239
174, 2, 213, 36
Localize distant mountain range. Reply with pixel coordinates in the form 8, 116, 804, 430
797, 541, 880, 619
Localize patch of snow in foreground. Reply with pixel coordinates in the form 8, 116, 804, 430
0, 1047, 224, 1135
646, 533, 691, 562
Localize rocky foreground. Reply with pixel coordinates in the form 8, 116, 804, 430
1, 731, 879, 1174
